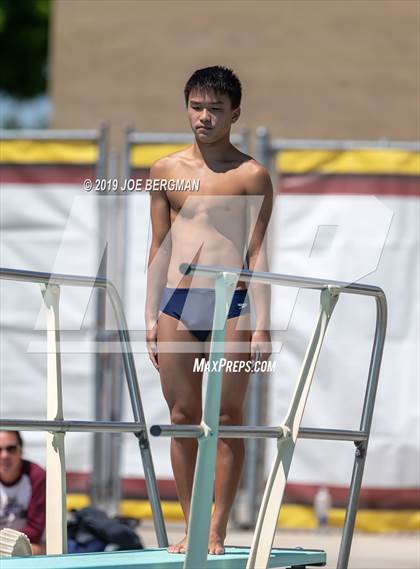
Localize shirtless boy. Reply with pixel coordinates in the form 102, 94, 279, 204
145, 66, 273, 555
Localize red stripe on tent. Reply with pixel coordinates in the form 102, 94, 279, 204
130, 169, 420, 197
278, 174, 420, 196
5, 166, 416, 195
0, 165, 96, 184
130, 168, 150, 183
284, 483, 419, 509
66, 473, 175, 500
66, 473, 419, 509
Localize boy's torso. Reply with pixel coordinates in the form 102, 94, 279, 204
161, 147, 259, 289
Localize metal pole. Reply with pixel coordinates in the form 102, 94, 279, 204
40, 283, 67, 555
251, 127, 273, 533
0, 419, 369, 442
96, 123, 109, 180
92, 123, 111, 509
184, 273, 238, 569
239, 127, 250, 154
269, 138, 420, 152
128, 131, 245, 147
0, 129, 101, 140
121, 128, 168, 546
180, 262, 385, 296
107, 150, 125, 516
106, 289, 168, 548
0, 264, 383, 297
336, 293, 387, 569
123, 126, 134, 182
247, 287, 339, 569
255, 126, 270, 169
243, 371, 261, 528
0, 420, 149, 433
151, 424, 369, 441
91, 246, 109, 507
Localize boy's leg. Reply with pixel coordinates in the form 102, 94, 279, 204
157, 312, 203, 553
209, 314, 252, 554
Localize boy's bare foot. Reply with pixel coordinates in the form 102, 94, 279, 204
208, 530, 225, 555
167, 535, 187, 554
167, 531, 225, 555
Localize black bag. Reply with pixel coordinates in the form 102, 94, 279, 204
67, 507, 143, 551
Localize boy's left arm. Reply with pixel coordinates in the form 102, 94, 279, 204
245, 164, 273, 363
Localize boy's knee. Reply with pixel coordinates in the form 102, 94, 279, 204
219, 410, 243, 426
171, 407, 201, 425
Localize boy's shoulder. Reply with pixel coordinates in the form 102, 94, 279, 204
237, 155, 272, 194
222, 147, 270, 182
238, 154, 267, 174
229, 146, 268, 174
149, 146, 193, 175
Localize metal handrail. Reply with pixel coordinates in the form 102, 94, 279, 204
180, 262, 385, 295
269, 137, 420, 152
0, 262, 387, 568
127, 129, 248, 147
0, 266, 168, 549
151, 424, 368, 442
150, 263, 387, 569
0, 129, 102, 141
253, 129, 420, 175
0, 419, 148, 434
192, 263, 387, 569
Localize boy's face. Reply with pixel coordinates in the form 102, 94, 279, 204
187, 89, 240, 143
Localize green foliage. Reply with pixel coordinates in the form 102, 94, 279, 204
0, 0, 50, 99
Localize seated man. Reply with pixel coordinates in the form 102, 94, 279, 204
0, 430, 46, 555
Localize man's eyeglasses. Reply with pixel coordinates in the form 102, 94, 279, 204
0, 445, 20, 454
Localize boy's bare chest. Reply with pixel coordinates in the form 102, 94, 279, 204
166, 169, 247, 214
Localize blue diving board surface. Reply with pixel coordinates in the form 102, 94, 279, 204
1, 546, 326, 568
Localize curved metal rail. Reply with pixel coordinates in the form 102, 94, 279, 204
0, 263, 387, 568
0, 267, 168, 552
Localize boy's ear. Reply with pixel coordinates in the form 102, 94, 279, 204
231, 107, 241, 124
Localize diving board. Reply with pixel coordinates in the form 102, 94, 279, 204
0, 546, 326, 568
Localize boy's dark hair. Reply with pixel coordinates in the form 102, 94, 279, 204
184, 66, 242, 109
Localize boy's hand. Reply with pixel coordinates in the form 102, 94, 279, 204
250, 330, 272, 370
146, 323, 159, 371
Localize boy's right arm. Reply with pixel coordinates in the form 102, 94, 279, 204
145, 159, 172, 370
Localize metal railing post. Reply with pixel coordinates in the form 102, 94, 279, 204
92, 124, 110, 508
106, 284, 168, 548
40, 283, 67, 554
255, 127, 270, 169
270, 137, 398, 568
242, 370, 262, 528
336, 293, 387, 569
184, 272, 239, 569
247, 286, 340, 569
239, 127, 250, 154
105, 151, 125, 516
269, 138, 420, 152
0, 267, 168, 549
